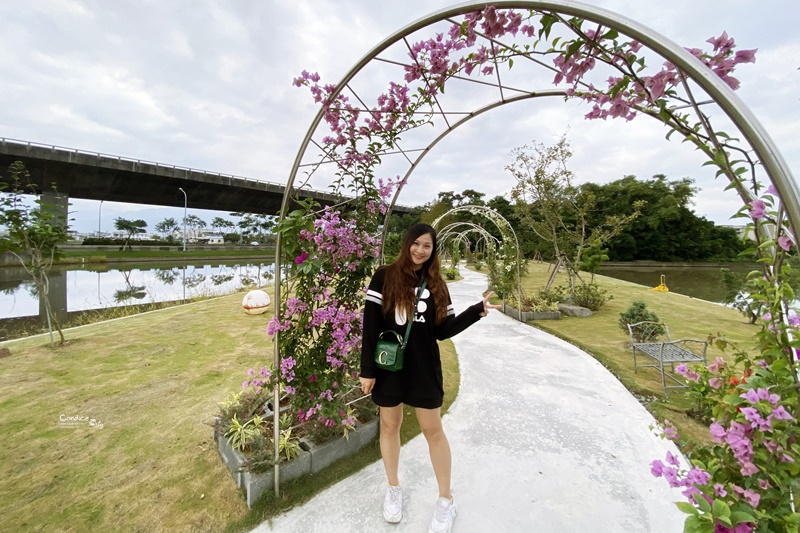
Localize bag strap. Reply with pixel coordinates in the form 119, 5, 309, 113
401, 280, 426, 347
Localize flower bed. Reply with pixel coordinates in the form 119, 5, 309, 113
216, 418, 378, 508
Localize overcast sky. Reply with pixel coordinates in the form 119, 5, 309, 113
1, 0, 798, 233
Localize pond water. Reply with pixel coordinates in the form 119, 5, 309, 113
1, 261, 759, 322
597, 263, 759, 303
1, 261, 275, 320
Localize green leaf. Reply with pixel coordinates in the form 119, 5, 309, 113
716, 516, 732, 528
539, 13, 556, 39
697, 522, 715, 533
684, 515, 701, 531
565, 39, 582, 59
603, 28, 619, 40
694, 493, 711, 513
711, 499, 730, 518
676, 502, 699, 515
729, 511, 756, 524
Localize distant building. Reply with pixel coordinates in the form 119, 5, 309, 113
198, 234, 224, 245
172, 228, 225, 244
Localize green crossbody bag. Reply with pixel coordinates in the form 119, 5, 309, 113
374, 281, 426, 372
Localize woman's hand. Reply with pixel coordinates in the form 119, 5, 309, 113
359, 376, 376, 395
480, 291, 502, 316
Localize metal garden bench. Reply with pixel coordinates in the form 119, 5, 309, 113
626, 321, 708, 397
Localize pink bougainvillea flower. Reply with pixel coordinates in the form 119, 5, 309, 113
666, 450, 680, 467
650, 459, 665, 477
708, 377, 723, 389
295, 251, 309, 264
709, 422, 726, 442
749, 199, 766, 219
706, 357, 726, 373
739, 461, 759, 476
770, 405, 794, 421
778, 235, 793, 251
766, 184, 778, 196
662, 419, 679, 441
734, 48, 757, 64
706, 31, 735, 52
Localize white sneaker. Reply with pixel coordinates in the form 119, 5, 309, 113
383, 485, 403, 523
428, 494, 458, 533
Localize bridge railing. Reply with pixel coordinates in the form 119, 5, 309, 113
0, 136, 287, 187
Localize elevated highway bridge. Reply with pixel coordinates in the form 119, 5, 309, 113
0, 137, 414, 215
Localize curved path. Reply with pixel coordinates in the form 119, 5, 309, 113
250, 268, 687, 532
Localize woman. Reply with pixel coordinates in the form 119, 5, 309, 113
360, 223, 499, 533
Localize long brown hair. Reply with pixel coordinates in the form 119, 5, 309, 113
382, 223, 449, 324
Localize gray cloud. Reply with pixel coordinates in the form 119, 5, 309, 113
1, 0, 797, 232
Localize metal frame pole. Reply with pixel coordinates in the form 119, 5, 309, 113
178, 188, 187, 252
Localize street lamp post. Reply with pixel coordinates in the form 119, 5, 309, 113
178, 188, 187, 252
98, 200, 103, 237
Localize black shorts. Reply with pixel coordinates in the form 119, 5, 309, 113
370, 353, 445, 409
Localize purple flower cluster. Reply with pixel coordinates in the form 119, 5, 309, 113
650, 450, 711, 501
565, 31, 756, 122
747, 186, 795, 250
298, 207, 382, 271
676, 363, 701, 382
280, 356, 296, 383
685, 31, 756, 91
242, 366, 273, 392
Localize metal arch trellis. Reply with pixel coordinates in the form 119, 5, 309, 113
431, 205, 523, 319
437, 224, 500, 268
271, 0, 798, 496
436, 223, 501, 268
436, 221, 501, 251
439, 232, 472, 263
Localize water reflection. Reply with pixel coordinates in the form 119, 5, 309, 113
1, 262, 276, 320
114, 270, 147, 303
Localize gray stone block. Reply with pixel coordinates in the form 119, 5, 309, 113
558, 303, 592, 317
304, 418, 379, 474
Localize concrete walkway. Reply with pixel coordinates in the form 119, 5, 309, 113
250, 268, 687, 532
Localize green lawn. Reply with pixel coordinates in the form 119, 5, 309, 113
0, 291, 460, 532
0, 262, 756, 531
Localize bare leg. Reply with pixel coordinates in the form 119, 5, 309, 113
379, 405, 404, 486
415, 407, 451, 498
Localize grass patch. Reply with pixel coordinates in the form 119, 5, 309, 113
57, 248, 275, 264
487, 262, 758, 443
0, 292, 460, 532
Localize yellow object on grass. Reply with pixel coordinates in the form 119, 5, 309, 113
652, 274, 669, 292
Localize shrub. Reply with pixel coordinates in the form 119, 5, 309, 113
443, 267, 459, 280
572, 282, 612, 311
473, 261, 483, 271
618, 300, 664, 341
539, 285, 567, 305
475, 252, 484, 261
508, 289, 560, 312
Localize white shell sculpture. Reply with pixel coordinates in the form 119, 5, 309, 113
242, 290, 271, 315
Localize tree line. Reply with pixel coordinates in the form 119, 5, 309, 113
387, 136, 746, 268
107, 212, 276, 249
